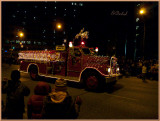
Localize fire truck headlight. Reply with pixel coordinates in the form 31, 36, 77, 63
117, 67, 119, 72
107, 68, 111, 73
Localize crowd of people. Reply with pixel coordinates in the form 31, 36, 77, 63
2, 70, 82, 119
2, 58, 158, 119
118, 58, 158, 81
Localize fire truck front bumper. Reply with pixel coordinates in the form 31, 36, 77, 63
105, 74, 122, 84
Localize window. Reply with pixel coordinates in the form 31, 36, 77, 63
74, 48, 81, 56
136, 18, 139, 22
26, 41, 31, 44
5, 40, 9, 44
16, 40, 20, 43
82, 48, 91, 55
136, 26, 139, 30
38, 42, 41, 45
79, 3, 83, 6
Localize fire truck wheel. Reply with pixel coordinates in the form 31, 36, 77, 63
30, 68, 38, 81
85, 73, 103, 91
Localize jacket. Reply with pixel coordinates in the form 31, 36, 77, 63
2, 80, 30, 115
41, 91, 78, 119
27, 81, 51, 119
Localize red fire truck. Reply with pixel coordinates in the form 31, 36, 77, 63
18, 44, 121, 90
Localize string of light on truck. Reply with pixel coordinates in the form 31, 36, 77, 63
18, 51, 61, 61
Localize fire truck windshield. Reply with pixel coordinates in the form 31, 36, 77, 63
82, 48, 91, 55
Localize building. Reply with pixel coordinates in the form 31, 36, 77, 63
2, 2, 84, 51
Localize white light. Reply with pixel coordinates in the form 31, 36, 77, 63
108, 68, 111, 73
55, 7, 56, 9
136, 18, 139, 22
117, 67, 119, 71
69, 42, 73, 47
95, 47, 98, 52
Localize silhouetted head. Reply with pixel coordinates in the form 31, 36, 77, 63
54, 78, 67, 92
11, 70, 20, 81
34, 81, 51, 95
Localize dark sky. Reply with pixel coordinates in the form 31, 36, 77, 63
2, 1, 158, 59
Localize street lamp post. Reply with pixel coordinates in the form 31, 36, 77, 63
18, 31, 24, 49
139, 8, 146, 60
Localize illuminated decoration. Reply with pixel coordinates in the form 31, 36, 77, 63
81, 41, 85, 45
18, 50, 61, 62
95, 47, 98, 52
69, 41, 73, 47
75, 28, 89, 40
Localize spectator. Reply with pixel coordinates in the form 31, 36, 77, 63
2, 70, 30, 119
27, 81, 51, 119
41, 78, 82, 119
142, 63, 147, 82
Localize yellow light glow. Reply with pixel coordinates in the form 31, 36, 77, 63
57, 23, 62, 29
139, 8, 146, 15
19, 32, 24, 37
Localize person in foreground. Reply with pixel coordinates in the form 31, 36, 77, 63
27, 81, 51, 119
2, 70, 30, 119
41, 78, 82, 119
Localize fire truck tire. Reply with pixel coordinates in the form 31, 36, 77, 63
84, 72, 103, 91
30, 68, 39, 81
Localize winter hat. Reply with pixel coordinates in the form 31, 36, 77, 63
50, 91, 67, 103
54, 78, 67, 92
34, 81, 51, 95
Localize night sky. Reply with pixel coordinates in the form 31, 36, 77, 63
2, 1, 158, 60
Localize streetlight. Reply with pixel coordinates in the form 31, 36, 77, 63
19, 32, 24, 37
56, 23, 62, 30
139, 8, 146, 59
139, 8, 146, 15
18, 31, 24, 49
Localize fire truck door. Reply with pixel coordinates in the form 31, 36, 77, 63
67, 48, 82, 76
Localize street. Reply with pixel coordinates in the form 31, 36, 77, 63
2, 63, 158, 119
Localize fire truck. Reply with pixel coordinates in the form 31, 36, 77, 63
18, 29, 121, 90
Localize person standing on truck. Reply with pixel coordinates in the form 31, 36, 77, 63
27, 81, 51, 119
41, 78, 82, 119
2, 70, 30, 119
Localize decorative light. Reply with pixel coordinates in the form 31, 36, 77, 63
95, 47, 98, 52
69, 41, 73, 47
81, 41, 85, 45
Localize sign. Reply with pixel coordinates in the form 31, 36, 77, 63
56, 45, 66, 51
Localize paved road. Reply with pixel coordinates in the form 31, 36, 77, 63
2, 64, 158, 119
